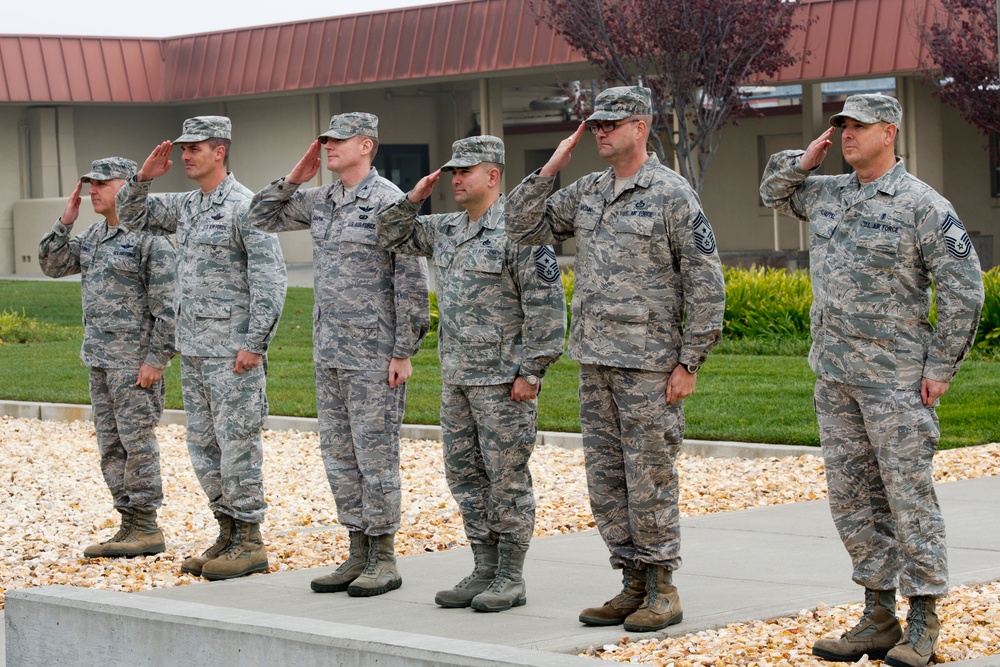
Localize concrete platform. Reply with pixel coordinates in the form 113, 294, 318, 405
7, 476, 1000, 666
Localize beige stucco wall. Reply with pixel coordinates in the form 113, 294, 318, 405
4, 77, 998, 274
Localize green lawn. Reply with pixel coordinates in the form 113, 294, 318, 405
2, 280, 997, 448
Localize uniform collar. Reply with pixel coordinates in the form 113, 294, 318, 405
596, 153, 661, 201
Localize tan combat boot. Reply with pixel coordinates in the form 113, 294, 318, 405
180, 511, 233, 576
100, 510, 165, 557
435, 543, 499, 608
884, 597, 940, 667
311, 531, 369, 593
579, 567, 647, 626
470, 543, 527, 612
813, 589, 901, 662
200, 519, 269, 580
83, 510, 134, 558
347, 533, 402, 597
623, 565, 683, 632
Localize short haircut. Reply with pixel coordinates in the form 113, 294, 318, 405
481, 161, 504, 177
207, 138, 232, 169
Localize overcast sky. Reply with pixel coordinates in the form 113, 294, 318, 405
6, 0, 447, 38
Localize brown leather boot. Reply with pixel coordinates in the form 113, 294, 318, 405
623, 565, 683, 632
311, 531, 369, 593
435, 543, 499, 608
885, 597, 940, 667
100, 510, 165, 557
200, 519, 269, 580
470, 543, 527, 612
180, 511, 233, 576
579, 567, 647, 626
813, 589, 901, 662
83, 510, 134, 558
347, 533, 402, 597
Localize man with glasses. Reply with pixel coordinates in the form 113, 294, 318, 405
761, 94, 984, 667
506, 86, 725, 632
250, 113, 429, 597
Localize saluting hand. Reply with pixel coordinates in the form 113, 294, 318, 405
60, 181, 83, 226
408, 169, 441, 204
799, 127, 834, 172
286, 141, 323, 185
137, 141, 174, 182
540, 122, 586, 177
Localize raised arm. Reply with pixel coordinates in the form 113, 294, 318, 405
38, 182, 85, 278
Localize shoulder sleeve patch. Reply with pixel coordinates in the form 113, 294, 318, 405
692, 212, 717, 255
533, 245, 561, 284
941, 214, 972, 259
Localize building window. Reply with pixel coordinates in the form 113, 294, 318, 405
373, 145, 431, 214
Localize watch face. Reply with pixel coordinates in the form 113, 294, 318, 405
525, 375, 538, 385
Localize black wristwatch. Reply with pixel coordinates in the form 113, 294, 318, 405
681, 363, 700, 374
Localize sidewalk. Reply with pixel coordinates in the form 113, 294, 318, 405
6, 474, 999, 665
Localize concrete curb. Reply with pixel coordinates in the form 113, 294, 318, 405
4, 587, 595, 667
0, 399, 821, 459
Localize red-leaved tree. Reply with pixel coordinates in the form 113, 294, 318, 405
533, 0, 810, 192
920, 0, 1000, 135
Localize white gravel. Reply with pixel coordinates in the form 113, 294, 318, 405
1, 416, 997, 664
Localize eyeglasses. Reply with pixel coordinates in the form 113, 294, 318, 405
587, 119, 641, 135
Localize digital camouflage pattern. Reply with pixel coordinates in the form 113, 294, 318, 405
830, 94, 903, 128
441, 136, 505, 170
117, 171, 287, 524
505, 154, 725, 373
375, 193, 565, 550
181, 356, 268, 523
814, 377, 947, 597
319, 112, 379, 140
174, 116, 232, 143
250, 166, 429, 536
80, 157, 137, 183
586, 86, 653, 121
39, 211, 176, 515
117, 173, 287, 358
38, 219, 177, 369
580, 363, 683, 570
316, 367, 405, 535
250, 169, 428, 369
505, 153, 724, 572
760, 146, 985, 601
759, 153, 984, 389
376, 196, 565, 385
89, 367, 165, 513
440, 382, 538, 549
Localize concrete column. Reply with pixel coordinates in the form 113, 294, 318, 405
478, 78, 506, 190
899, 76, 944, 191
27, 108, 61, 198
801, 82, 825, 164
316, 93, 342, 187
57, 107, 78, 196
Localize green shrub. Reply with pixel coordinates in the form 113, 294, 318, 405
722, 266, 812, 340
975, 267, 1000, 351
0, 308, 68, 344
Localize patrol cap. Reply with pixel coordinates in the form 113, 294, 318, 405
830, 94, 902, 128
80, 157, 137, 183
441, 135, 505, 170
586, 86, 652, 122
174, 116, 232, 143
318, 112, 379, 141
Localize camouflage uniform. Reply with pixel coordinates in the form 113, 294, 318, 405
760, 95, 985, 598
250, 113, 429, 537
38, 157, 176, 516
375, 137, 566, 550
506, 90, 726, 572
117, 118, 287, 525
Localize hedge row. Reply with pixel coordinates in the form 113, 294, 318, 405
425, 266, 1000, 352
